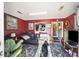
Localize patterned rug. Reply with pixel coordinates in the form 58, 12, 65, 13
22, 42, 71, 57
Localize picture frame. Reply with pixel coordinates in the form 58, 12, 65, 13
35, 22, 48, 33
6, 15, 18, 30
28, 23, 34, 30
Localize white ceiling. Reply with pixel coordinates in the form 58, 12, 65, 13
4, 2, 79, 20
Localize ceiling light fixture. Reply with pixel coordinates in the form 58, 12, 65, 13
17, 11, 23, 14
58, 6, 64, 11
29, 11, 47, 15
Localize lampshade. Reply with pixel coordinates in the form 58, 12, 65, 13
11, 33, 16, 37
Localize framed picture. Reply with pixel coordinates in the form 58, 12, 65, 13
35, 22, 47, 33
28, 23, 34, 30
6, 15, 18, 30
51, 22, 58, 37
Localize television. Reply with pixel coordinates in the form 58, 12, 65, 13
68, 31, 78, 45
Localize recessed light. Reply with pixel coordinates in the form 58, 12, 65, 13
29, 11, 47, 15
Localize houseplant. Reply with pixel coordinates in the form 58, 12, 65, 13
4, 38, 23, 57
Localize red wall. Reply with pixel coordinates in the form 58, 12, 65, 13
25, 14, 75, 32
16, 19, 26, 36
4, 19, 26, 37
25, 19, 62, 33
64, 13, 75, 30
25, 19, 51, 32
4, 13, 75, 36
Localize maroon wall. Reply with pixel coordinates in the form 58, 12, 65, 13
4, 13, 75, 36
25, 13, 75, 32
4, 19, 26, 37
63, 13, 75, 30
